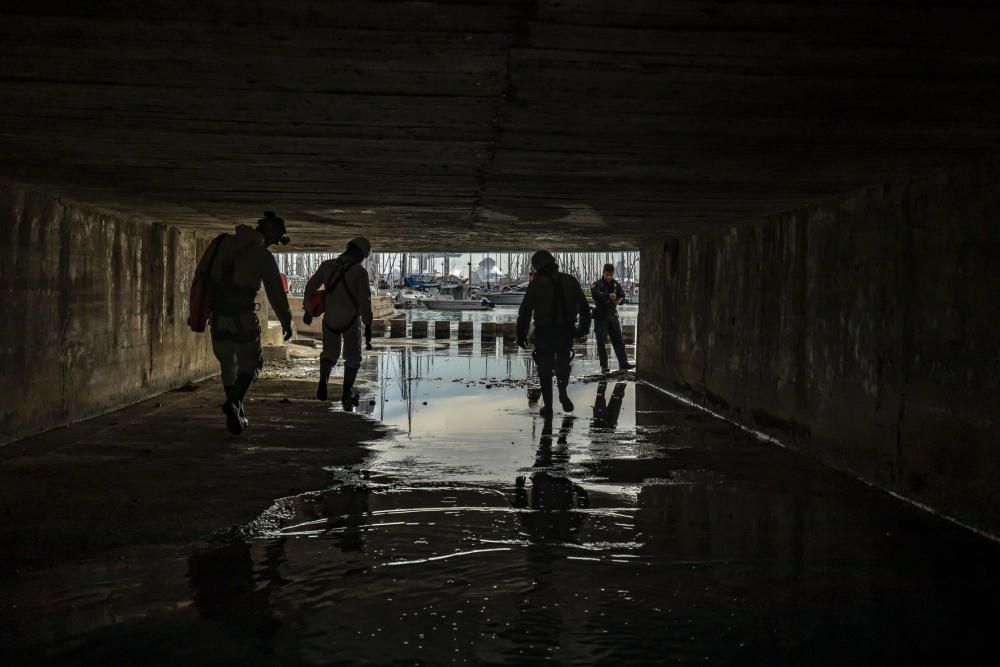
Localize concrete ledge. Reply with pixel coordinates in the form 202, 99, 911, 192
262, 344, 289, 362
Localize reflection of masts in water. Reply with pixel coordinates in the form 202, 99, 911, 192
396, 346, 429, 436
377, 353, 389, 422
399, 348, 412, 434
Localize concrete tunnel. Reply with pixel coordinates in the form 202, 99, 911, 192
1, 2, 998, 663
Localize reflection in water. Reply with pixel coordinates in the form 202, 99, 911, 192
6, 337, 1000, 665
513, 415, 590, 542
187, 540, 284, 656
592, 381, 627, 430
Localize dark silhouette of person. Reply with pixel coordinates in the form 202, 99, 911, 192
591, 263, 633, 372
303, 237, 375, 407
193, 211, 293, 435
517, 250, 591, 416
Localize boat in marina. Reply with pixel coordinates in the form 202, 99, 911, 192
483, 282, 528, 306
422, 284, 495, 311
393, 288, 428, 308
422, 298, 494, 311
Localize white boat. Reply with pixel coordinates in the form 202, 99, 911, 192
486, 292, 523, 306
422, 284, 495, 311
422, 298, 495, 311
393, 288, 428, 308
483, 282, 528, 306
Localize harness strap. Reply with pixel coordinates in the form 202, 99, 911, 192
320, 263, 361, 333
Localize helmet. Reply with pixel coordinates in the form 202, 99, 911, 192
257, 211, 290, 246
530, 250, 556, 272
347, 236, 371, 258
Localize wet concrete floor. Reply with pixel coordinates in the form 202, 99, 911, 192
2, 335, 999, 665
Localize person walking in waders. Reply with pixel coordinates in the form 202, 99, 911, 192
517, 250, 591, 418
302, 237, 374, 409
193, 211, 293, 435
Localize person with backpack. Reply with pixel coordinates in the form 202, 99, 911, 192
516, 250, 591, 417
591, 263, 634, 373
191, 211, 294, 435
302, 237, 374, 408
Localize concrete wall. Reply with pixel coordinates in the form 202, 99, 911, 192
639, 162, 1000, 536
0, 183, 216, 444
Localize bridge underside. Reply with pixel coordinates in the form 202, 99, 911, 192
2, 1, 998, 249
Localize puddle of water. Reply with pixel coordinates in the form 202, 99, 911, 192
356, 343, 640, 489
4, 331, 999, 665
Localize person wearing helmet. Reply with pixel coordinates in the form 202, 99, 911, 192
303, 237, 374, 409
193, 211, 294, 435
516, 250, 591, 417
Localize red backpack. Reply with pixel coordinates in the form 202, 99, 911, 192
187, 234, 226, 332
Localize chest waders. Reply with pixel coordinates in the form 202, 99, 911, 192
532, 274, 576, 416
213, 239, 263, 435
316, 261, 362, 405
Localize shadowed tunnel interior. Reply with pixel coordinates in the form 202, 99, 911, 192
1, 1, 999, 664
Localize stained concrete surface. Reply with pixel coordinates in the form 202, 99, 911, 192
639, 162, 1000, 536
0, 182, 217, 444
2, 339, 998, 665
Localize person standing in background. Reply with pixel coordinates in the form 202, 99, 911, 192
591, 263, 633, 373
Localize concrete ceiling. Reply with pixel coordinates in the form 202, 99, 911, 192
1, 1, 998, 250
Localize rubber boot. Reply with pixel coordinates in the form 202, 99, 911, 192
223, 373, 254, 435
341, 365, 360, 408
316, 358, 334, 401
233, 372, 254, 431
221, 385, 242, 436
539, 379, 554, 418
557, 380, 574, 412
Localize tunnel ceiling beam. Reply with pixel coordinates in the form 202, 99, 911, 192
1, 1, 998, 249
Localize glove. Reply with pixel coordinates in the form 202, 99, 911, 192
516, 337, 528, 350
365, 336, 373, 351
302, 311, 313, 326
282, 321, 293, 341
574, 325, 589, 338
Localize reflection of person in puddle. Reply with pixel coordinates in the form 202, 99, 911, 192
592, 381, 627, 430
329, 486, 371, 553
513, 416, 589, 541
187, 540, 284, 648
